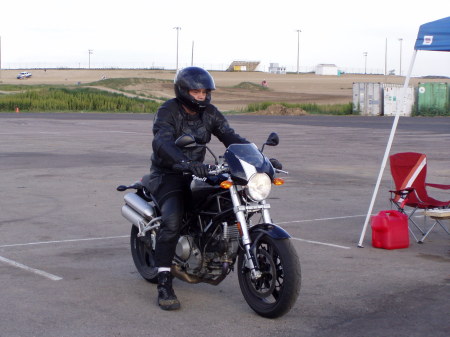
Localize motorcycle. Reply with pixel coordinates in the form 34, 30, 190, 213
117, 132, 301, 318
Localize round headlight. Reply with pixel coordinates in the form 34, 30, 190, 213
246, 173, 272, 201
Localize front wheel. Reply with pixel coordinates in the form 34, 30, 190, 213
237, 234, 301, 318
130, 225, 158, 283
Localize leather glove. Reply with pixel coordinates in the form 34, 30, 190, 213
188, 161, 209, 178
269, 158, 283, 170
175, 161, 209, 178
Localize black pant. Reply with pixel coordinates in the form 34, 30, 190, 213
149, 172, 191, 268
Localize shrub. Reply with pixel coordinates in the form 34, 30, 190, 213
0, 87, 160, 113
242, 101, 354, 115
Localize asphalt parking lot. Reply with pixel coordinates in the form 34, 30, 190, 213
0, 113, 449, 337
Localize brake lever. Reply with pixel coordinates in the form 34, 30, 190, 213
275, 169, 289, 175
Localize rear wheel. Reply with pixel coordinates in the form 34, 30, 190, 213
238, 234, 301, 318
130, 225, 158, 283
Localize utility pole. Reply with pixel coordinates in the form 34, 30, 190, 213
173, 27, 181, 71
363, 52, 368, 74
191, 41, 194, 66
88, 49, 93, 69
296, 29, 301, 74
398, 38, 403, 76
384, 38, 388, 76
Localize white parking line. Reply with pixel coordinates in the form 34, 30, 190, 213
291, 237, 351, 249
277, 214, 367, 225
0, 255, 63, 281
0, 215, 356, 258
0, 131, 144, 135
277, 214, 367, 249
0, 235, 128, 248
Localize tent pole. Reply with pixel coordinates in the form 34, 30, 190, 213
357, 50, 418, 247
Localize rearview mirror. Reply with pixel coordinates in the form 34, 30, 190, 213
261, 132, 279, 152
265, 132, 279, 147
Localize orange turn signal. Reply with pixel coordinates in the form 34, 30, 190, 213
220, 180, 234, 189
273, 178, 285, 186
236, 222, 243, 236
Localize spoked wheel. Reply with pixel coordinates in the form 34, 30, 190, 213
130, 225, 158, 283
238, 234, 301, 318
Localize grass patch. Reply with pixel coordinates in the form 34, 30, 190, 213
413, 107, 450, 116
0, 84, 54, 91
0, 87, 160, 113
82, 77, 171, 101
241, 101, 355, 115
84, 77, 172, 89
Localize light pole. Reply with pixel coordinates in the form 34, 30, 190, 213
398, 38, 403, 76
296, 29, 301, 74
384, 38, 388, 76
191, 41, 194, 66
173, 26, 181, 71
363, 52, 368, 74
88, 49, 93, 69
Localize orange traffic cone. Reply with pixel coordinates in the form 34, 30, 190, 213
15, 107, 20, 113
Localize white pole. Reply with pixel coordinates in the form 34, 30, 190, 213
173, 27, 181, 71
385, 38, 388, 76
357, 50, 418, 247
191, 41, 194, 66
296, 29, 301, 74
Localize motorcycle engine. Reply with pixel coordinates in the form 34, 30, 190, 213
175, 235, 202, 272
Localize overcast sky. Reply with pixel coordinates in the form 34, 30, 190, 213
1, 0, 449, 76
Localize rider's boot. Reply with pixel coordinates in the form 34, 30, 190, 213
157, 271, 180, 310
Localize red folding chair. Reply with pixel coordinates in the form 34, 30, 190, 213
389, 152, 450, 242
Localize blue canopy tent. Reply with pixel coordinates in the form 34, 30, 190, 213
414, 16, 450, 52
358, 17, 450, 247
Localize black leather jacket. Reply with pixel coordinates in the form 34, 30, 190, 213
151, 99, 248, 171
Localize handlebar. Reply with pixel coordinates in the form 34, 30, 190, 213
172, 163, 229, 177
207, 166, 229, 176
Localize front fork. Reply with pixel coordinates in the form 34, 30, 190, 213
229, 185, 271, 280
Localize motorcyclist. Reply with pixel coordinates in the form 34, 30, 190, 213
148, 67, 248, 310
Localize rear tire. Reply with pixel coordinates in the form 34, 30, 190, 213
238, 234, 301, 318
130, 225, 158, 283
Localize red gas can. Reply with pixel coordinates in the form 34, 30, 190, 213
371, 210, 409, 249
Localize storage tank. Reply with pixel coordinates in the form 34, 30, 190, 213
352, 82, 382, 116
416, 82, 449, 116
383, 84, 415, 117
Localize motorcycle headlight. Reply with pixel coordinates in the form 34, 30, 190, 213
245, 173, 272, 201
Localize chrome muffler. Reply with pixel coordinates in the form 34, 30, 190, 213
124, 193, 155, 219
121, 193, 160, 236
121, 204, 144, 227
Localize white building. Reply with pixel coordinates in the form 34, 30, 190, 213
268, 63, 286, 74
315, 64, 339, 76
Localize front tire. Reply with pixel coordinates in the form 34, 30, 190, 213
238, 234, 301, 318
130, 225, 158, 283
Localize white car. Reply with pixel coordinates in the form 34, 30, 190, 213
17, 71, 32, 79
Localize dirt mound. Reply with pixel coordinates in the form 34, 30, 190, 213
233, 82, 268, 90
253, 104, 308, 116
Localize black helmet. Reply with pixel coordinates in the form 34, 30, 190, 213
174, 67, 216, 112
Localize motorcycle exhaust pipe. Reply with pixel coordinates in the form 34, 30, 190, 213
171, 264, 227, 286
121, 204, 145, 227
124, 193, 155, 219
